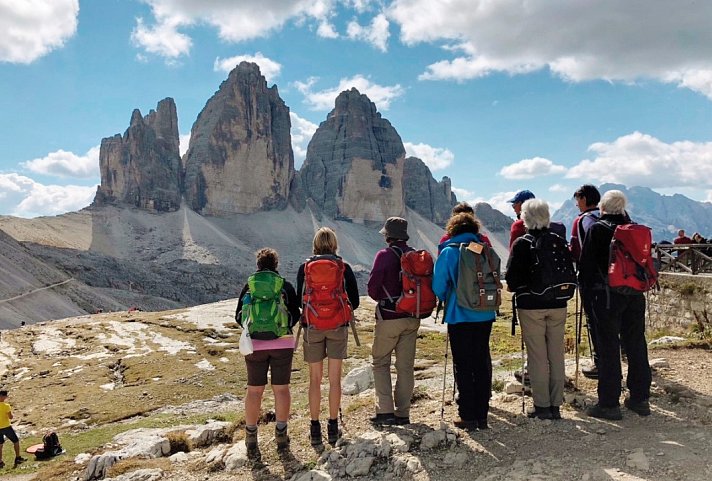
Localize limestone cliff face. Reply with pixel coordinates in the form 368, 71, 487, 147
300, 88, 406, 222
182, 62, 294, 215
94, 98, 181, 212
403, 157, 456, 225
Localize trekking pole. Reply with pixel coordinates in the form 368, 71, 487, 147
349, 316, 361, 347
513, 294, 525, 414
437, 301, 449, 420
574, 289, 580, 390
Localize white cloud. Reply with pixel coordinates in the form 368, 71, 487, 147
179, 134, 191, 157
132, 0, 336, 59
317, 21, 339, 39
566, 132, 712, 189
706, 190, 712, 203
548, 184, 570, 193
452, 190, 516, 216
0, 0, 78, 64
213, 53, 282, 83
0, 173, 96, 218
290, 112, 319, 167
22, 146, 100, 179
404, 142, 454, 171
499, 157, 567, 180
345, 0, 373, 13
294, 74, 404, 111
346, 13, 390, 52
388, 0, 712, 99
451, 187, 474, 199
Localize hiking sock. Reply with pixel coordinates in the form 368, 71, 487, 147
275, 423, 289, 448
245, 425, 258, 450
276, 421, 287, 430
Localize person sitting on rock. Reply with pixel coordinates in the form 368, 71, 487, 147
235, 248, 301, 453
296, 227, 360, 446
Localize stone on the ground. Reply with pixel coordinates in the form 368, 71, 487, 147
505, 381, 524, 394
385, 432, 412, 453
223, 442, 249, 471
291, 470, 333, 481
443, 451, 468, 467
75, 452, 92, 464
185, 421, 230, 447
205, 444, 228, 464
105, 468, 163, 481
169, 451, 189, 463
649, 336, 685, 345
345, 456, 374, 477
342, 364, 374, 395
420, 429, 447, 450
626, 448, 650, 471
649, 358, 670, 369
112, 428, 171, 458
84, 453, 120, 480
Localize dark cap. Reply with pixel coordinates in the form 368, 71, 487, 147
379, 217, 409, 241
507, 190, 535, 204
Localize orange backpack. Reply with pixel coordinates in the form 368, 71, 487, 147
391, 247, 437, 318
302, 255, 353, 330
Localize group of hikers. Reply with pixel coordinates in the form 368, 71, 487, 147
235, 184, 659, 453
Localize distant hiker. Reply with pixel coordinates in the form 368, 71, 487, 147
0, 389, 27, 468
579, 190, 653, 420
438, 202, 492, 253
508, 190, 536, 250
368, 217, 430, 426
296, 227, 360, 446
673, 229, 693, 245
235, 248, 301, 453
570, 184, 602, 379
506, 199, 576, 420
433, 213, 499, 430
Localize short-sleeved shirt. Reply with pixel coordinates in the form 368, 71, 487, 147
0, 402, 12, 429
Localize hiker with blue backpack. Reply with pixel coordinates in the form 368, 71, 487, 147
505, 199, 577, 420
235, 248, 302, 453
296, 227, 360, 446
433, 213, 499, 430
579, 190, 655, 420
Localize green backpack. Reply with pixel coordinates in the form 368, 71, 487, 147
450, 242, 503, 311
242, 271, 290, 340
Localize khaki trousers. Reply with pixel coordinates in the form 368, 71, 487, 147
518, 308, 567, 408
371, 317, 420, 417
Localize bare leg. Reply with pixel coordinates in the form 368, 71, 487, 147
244, 385, 266, 426
272, 384, 291, 423
328, 358, 343, 420
309, 361, 324, 421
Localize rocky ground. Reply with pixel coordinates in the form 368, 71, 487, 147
0, 298, 710, 481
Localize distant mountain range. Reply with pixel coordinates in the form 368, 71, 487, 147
552, 183, 712, 242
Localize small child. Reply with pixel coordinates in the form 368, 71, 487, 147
0, 389, 26, 468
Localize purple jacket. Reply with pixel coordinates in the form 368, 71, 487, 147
367, 240, 412, 320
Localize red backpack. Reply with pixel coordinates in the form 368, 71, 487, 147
390, 247, 437, 318
602, 221, 658, 294
302, 255, 353, 330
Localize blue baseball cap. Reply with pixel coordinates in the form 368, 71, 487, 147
507, 190, 535, 204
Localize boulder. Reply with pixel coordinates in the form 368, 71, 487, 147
185, 421, 230, 447
342, 364, 374, 395
345, 456, 374, 477
420, 429, 447, 450
104, 469, 163, 481
183, 62, 294, 215
223, 443, 249, 471
94, 98, 182, 212
291, 470, 333, 481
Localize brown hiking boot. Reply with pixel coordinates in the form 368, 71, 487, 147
275, 425, 289, 449
245, 427, 257, 451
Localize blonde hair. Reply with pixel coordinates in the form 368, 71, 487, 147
313, 227, 338, 255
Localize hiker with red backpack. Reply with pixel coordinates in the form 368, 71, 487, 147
235, 248, 302, 453
433, 213, 499, 430
296, 227, 360, 446
506, 199, 576, 420
579, 190, 655, 420
368, 217, 436, 426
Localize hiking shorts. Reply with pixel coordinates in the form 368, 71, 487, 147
245, 348, 294, 386
303, 326, 348, 363
0, 426, 19, 444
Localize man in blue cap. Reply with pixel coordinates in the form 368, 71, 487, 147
508, 190, 536, 250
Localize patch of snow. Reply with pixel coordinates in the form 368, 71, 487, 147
100, 382, 116, 391
167, 299, 238, 332
32, 327, 76, 355
195, 359, 215, 371
76, 350, 112, 360
0, 341, 17, 377
219, 357, 229, 363
96, 321, 194, 357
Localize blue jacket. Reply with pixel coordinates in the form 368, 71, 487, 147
433, 232, 498, 324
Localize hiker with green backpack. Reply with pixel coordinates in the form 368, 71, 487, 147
296, 227, 360, 446
235, 248, 301, 454
433, 213, 500, 430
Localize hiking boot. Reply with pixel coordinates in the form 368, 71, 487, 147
0, 460, 5, 469
310, 420, 323, 446
327, 419, 341, 444
514, 369, 531, 386
582, 365, 599, 379
370, 413, 397, 426
550, 406, 562, 420
476, 418, 489, 430
275, 425, 290, 449
586, 404, 623, 420
624, 398, 651, 416
245, 427, 258, 451
394, 416, 410, 425
14, 456, 27, 466
527, 406, 553, 420
453, 417, 477, 430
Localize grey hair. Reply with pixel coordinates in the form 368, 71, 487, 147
600, 190, 627, 215
521, 198, 550, 230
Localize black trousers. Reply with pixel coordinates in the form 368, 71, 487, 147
590, 291, 651, 407
581, 288, 600, 366
448, 321, 493, 420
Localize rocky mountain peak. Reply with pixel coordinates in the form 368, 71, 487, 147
403, 157, 457, 226
182, 62, 294, 215
93, 97, 182, 212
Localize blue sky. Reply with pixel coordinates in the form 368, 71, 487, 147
2, 0, 712, 218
